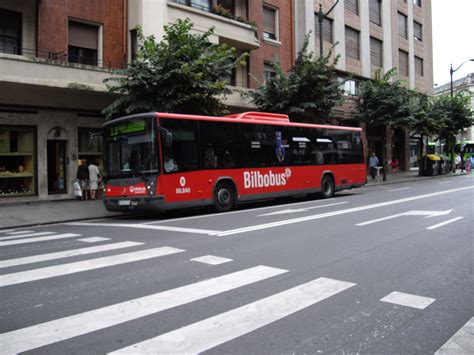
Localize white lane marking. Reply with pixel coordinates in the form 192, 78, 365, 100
142, 198, 337, 225
5, 230, 34, 235
435, 317, 474, 355
215, 186, 473, 236
67, 222, 220, 235
388, 187, 411, 192
77, 237, 111, 243
0, 265, 287, 354
0, 232, 55, 241
0, 233, 81, 247
0, 242, 144, 268
356, 209, 453, 226
426, 217, 464, 230
111, 277, 356, 354
0, 246, 184, 287
258, 201, 348, 216
380, 291, 435, 309
0, 229, 16, 233
191, 255, 233, 265
439, 180, 453, 184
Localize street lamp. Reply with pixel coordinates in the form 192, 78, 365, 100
317, 0, 339, 57
449, 59, 474, 172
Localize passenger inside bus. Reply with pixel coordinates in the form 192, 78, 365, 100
164, 155, 178, 172
204, 143, 218, 168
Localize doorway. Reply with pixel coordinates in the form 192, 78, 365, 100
47, 140, 67, 194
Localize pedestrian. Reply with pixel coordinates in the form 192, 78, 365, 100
390, 156, 399, 175
369, 152, 379, 180
76, 159, 89, 200
88, 160, 101, 200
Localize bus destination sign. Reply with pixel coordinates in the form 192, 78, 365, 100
108, 120, 146, 138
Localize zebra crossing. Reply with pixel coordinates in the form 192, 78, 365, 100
0, 228, 443, 353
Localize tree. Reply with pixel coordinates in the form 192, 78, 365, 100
103, 19, 247, 119
247, 37, 343, 123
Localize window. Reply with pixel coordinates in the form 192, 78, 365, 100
398, 12, 407, 39
263, 5, 277, 40
339, 78, 358, 96
78, 128, 103, 168
415, 56, 424, 76
199, 121, 240, 169
398, 50, 409, 77
217, 0, 235, 15
345, 27, 360, 60
68, 21, 99, 66
414, 21, 422, 41
369, 0, 381, 26
413, 0, 422, 7
130, 29, 138, 62
0, 9, 22, 55
314, 16, 333, 43
370, 37, 383, 67
189, 0, 212, 11
344, 0, 358, 15
263, 62, 276, 83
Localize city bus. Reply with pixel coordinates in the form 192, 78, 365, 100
102, 112, 366, 212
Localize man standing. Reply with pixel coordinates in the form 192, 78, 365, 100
369, 152, 379, 180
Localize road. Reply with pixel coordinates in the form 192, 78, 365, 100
1, 175, 473, 354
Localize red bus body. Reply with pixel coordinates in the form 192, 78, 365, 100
103, 112, 366, 212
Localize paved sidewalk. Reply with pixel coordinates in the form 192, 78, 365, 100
0, 171, 469, 230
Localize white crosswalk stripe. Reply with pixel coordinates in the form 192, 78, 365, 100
0, 232, 55, 241
5, 230, 34, 235
0, 246, 184, 287
111, 277, 356, 354
0, 241, 144, 268
0, 265, 287, 354
0, 233, 81, 246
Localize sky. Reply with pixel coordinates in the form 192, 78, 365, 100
431, 0, 474, 87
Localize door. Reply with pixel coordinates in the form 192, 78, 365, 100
47, 140, 67, 194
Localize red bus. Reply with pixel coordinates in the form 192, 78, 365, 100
102, 112, 366, 212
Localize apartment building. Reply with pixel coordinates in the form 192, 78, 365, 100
295, 0, 433, 171
0, 0, 126, 199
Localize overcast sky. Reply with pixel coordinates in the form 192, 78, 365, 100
431, 0, 474, 86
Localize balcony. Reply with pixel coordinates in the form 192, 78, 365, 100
168, 0, 259, 51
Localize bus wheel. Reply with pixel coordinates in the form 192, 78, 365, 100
321, 174, 335, 198
214, 182, 235, 212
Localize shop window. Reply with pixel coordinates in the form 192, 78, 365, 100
0, 9, 22, 55
263, 5, 278, 41
398, 12, 408, 39
78, 128, 103, 169
369, 0, 381, 26
0, 126, 36, 196
345, 27, 360, 60
68, 21, 99, 66
314, 16, 333, 44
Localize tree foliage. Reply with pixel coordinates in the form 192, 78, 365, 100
103, 19, 247, 119
247, 37, 344, 123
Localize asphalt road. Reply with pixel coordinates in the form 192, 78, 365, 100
1, 175, 473, 354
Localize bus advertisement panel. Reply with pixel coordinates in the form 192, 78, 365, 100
102, 112, 366, 212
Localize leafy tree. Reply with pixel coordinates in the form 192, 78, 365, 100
103, 19, 247, 119
247, 37, 344, 123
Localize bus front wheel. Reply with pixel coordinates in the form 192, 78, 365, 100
214, 182, 235, 212
321, 174, 335, 199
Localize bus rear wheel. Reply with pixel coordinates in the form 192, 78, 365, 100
321, 174, 335, 199
214, 182, 235, 212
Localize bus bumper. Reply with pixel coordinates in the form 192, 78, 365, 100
103, 195, 165, 212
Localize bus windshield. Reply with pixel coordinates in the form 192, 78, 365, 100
104, 117, 159, 178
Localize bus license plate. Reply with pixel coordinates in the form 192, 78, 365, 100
118, 200, 131, 206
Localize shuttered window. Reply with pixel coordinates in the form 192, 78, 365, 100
415, 56, 423, 76
314, 16, 333, 43
398, 50, 409, 77
398, 12, 407, 39
68, 21, 98, 65
369, 0, 381, 25
0, 9, 22, 55
413, 0, 422, 7
414, 21, 422, 41
344, 0, 358, 15
345, 27, 360, 60
370, 37, 383, 68
263, 6, 277, 40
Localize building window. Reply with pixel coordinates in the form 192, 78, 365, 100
345, 27, 360, 60
314, 16, 333, 44
130, 29, 138, 62
78, 128, 103, 169
369, 0, 381, 26
414, 21, 422, 41
413, 0, 422, 7
0, 9, 22, 55
344, 0, 358, 15
339, 78, 358, 95
263, 5, 278, 41
217, 0, 235, 15
398, 50, 409, 77
68, 21, 99, 66
398, 12, 407, 39
415, 56, 424, 76
190, 0, 212, 11
263, 62, 276, 83
370, 37, 383, 68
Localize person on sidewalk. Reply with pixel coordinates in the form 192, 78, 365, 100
76, 159, 89, 200
390, 156, 399, 174
369, 152, 379, 180
88, 160, 101, 200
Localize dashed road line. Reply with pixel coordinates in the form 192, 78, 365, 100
426, 217, 464, 230
380, 291, 435, 309
0, 233, 81, 247
191, 255, 233, 265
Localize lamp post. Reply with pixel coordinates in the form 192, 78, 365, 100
317, 0, 339, 57
449, 59, 474, 172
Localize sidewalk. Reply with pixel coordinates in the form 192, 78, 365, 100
0, 171, 469, 230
